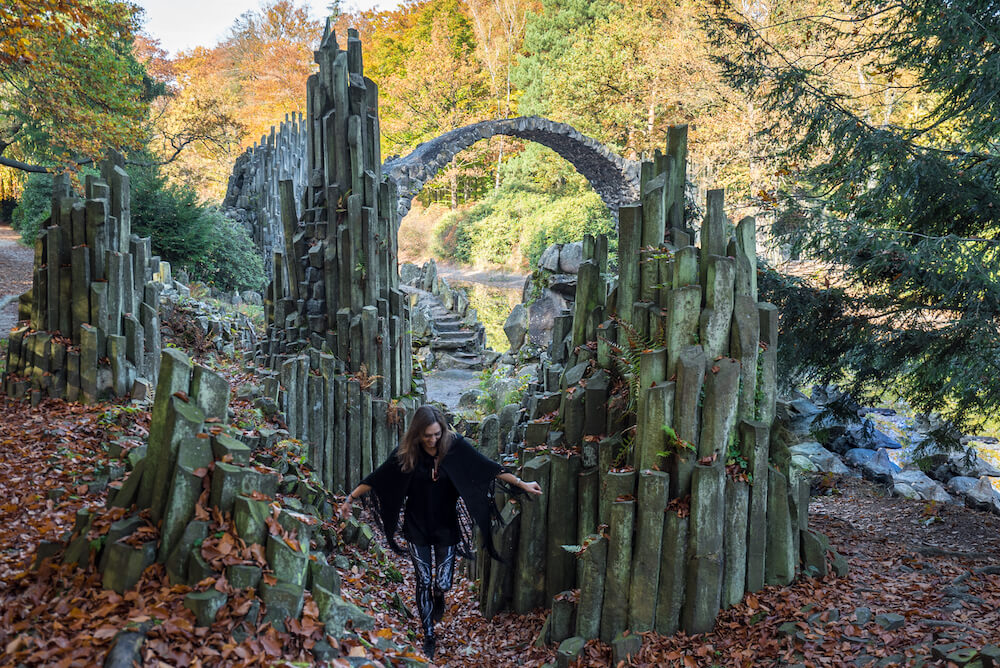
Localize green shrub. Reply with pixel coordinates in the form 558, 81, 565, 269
129, 163, 264, 292
11, 173, 55, 245
11, 162, 266, 293
430, 184, 614, 270
193, 213, 266, 292
428, 145, 617, 270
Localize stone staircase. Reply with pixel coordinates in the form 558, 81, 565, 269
428, 303, 485, 368
400, 262, 491, 370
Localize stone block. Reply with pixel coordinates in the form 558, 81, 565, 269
308, 559, 342, 595
611, 632, 642, 665
210, 462, 247, 514
801, 529, 829, 578
226, 563, 263, 590
211, 433, 251, 465
102, 539, 156, 593
186, 550, 216, 586
140, 348, 194, 515
184, 590, 227, 627
260, 580, 304, 630
98, 515, 143, 572
266, 533, 309, 586
555, 637, 586, 668
191, 364, 230, 422
233, 495, 270, 546
165, 520, 209, 585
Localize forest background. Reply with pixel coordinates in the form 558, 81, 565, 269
2, 0, 1000, 435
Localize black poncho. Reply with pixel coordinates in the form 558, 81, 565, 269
360, 435, 508, 559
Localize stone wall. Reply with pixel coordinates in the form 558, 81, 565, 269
223, 113, 309, 277
2, 155, 163, 404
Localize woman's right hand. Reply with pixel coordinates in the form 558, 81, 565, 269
339, 499, 354, 520
520, 480, 543, 496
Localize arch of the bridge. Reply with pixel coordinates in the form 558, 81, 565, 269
382, 116, 640, 222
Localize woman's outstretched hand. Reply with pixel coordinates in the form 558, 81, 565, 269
520, 480, 543, 496
338, 500, 353, 519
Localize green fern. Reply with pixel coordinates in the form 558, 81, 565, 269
600, 315, 668, 416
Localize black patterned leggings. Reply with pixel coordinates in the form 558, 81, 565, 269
407, 543, 457, 638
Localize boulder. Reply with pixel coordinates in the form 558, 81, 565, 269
313, 585, 375, 637
774, 398, 820, 443
490, 377, 525, 410
527, 289, 569, 348
558, 242, 584, 274
547, 274, 577, 299
788, 442, 852, 475
459, 389, 487, 408
891, 470, 953, 503
964, 477, 1000, 513
240, 290, 263, 306
399, 262, 422, 286
410, 306, 432, 339
504, 304, 529, 352
945, 476, 979, 496
421, 259, 437, 292
539, 244, 561, 272
929, 449, 1000, 482
846, 447, 900, 484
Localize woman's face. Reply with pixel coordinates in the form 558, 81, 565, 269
421, 421, 442, 453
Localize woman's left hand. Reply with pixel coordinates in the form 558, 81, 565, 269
521, 480, 543, 496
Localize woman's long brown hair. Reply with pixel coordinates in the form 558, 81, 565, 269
397, 405, 453, 473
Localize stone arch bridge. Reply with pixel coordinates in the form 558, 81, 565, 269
383, 116, 640, 220
223, 115, 641, 275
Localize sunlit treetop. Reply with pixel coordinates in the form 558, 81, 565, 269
0, 0, 153, 172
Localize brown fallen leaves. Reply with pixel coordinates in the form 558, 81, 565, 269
5, 388, 1000, 667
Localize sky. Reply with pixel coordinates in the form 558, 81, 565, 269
134, 0, 400, 56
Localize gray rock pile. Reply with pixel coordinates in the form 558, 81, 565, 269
777, 388, 1000, 514
34, 348, 402, 664
242, 27, 420, 485
473, 126, 841, 649
159, 289, 259, 360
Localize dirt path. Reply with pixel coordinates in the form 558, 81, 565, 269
0, 222, 32, 335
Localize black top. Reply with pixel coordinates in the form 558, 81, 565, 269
402, 449, 461, 546
360, 434, 509, 558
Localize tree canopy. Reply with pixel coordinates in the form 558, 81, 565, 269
707, 0, 1000, 429
0, 0, 153, 173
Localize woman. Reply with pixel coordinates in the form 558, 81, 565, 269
341, 405, 542, 659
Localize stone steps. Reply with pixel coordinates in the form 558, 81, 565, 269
432, 318, 461, 333
431, 331, 479, 350
436, 351, 484, 370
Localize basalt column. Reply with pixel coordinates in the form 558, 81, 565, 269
2, 155, 162, 405
488, 125, 844, 643
256, 25, 417, 494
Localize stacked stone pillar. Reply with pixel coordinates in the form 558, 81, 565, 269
482, 125, 841, 646
245, 25, 416, 494
2, 156, 162, 404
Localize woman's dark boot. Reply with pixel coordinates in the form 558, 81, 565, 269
422, 633, 436, 660
432, 589, 445, 623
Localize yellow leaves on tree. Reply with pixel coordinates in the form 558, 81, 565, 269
0, 0, 148, 171
159, 0, 321, 200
